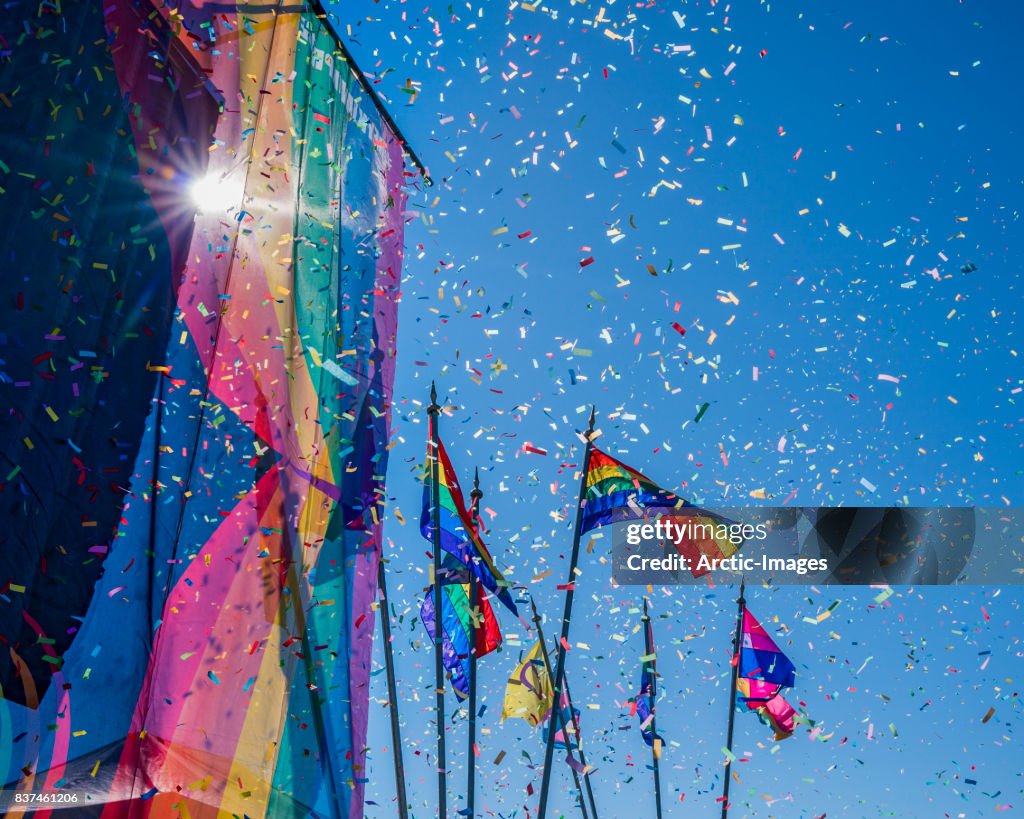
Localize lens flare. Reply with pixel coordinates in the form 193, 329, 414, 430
189, 172, 244, 213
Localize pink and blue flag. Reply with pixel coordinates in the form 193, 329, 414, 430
739, 608, 796, 688
737, 608, 799, 739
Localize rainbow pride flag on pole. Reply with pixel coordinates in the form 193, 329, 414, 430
420, 556, 502, 699
581, 448, 682, 532
421, 426, 518, 616
581, 447, 742, 571
736, 608, 799, 740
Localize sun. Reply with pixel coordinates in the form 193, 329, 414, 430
189, 171, 245, 213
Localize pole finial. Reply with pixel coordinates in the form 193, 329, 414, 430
429, 381, 439, 415
471, 466, 482, 501
588, 405, 596, 432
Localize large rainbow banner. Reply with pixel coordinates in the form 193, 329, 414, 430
0, 1, 411, 816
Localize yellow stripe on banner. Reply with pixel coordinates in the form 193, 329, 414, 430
153, 481, 291, 819
217, 14, 306, 815
219, 475, 319, 818
436, 445, 455, 491
217, 621, 287, 819
585, 463, 635, 488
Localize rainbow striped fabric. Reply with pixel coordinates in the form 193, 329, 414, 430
737, 608, 798, 739
421, 556, 502, 699
0, 3, 410, 816
581, 447, 741, 570
421, 426, 518, 616
581, 448, 683, 533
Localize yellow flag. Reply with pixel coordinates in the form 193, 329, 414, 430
501, 641, 554, 726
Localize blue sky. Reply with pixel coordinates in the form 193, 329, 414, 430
330, 1, 1023, 815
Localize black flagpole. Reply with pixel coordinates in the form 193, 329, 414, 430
428, 383, 447, 819
562, 674, 600, 819
377, 558, 410, 819
530, 598, 590, 819
466, 468, 483, 819
642, 598, 663, 819
537, 407, 597, 819
720, 579, 746, 819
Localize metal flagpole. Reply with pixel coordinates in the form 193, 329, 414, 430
530, 598, 590, 819
720, 579, 746, 819
428, 382, 447, 819
562, 676, 600, 819
537, 406, 597, 819
642, 598, 663, 819
377, 558, 410, 819
466, 468, 483, 818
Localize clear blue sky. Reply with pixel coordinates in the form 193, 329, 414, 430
329, 1, 1024, 815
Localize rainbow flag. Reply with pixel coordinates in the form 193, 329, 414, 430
737, 608, 798, 739
0, 3, 410, 815
581, 448, 681, 532
421, 424, 518, 615
421, 556, 502, 699
582, 447, 741, 568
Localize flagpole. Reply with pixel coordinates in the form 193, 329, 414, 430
429, 382, 448, 819
642, 598, 663, 819
720, 579, 746, 819
538, 406, 597, 819
377, 558, 410, 819
529, 598, 590, 819
466, 468, 483, 819
562, 676, 600, 819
